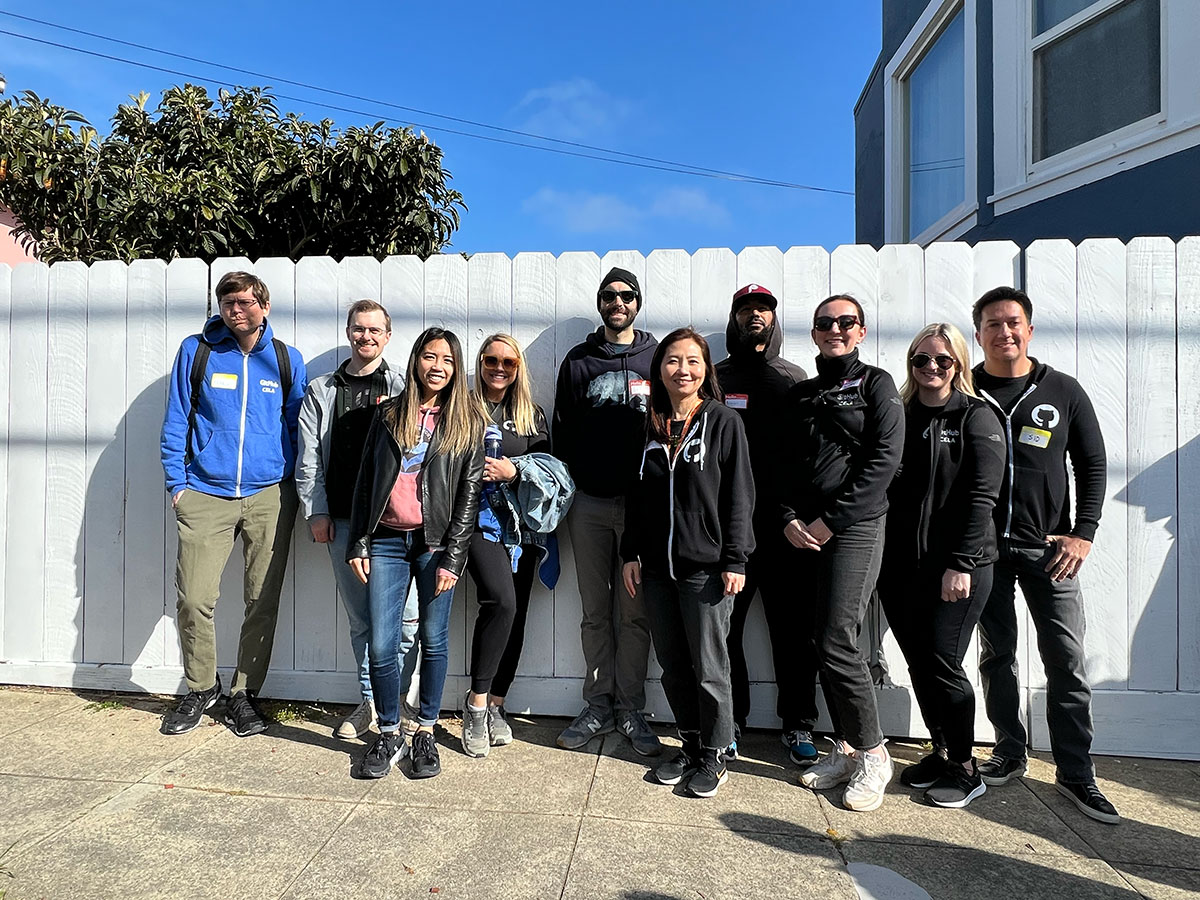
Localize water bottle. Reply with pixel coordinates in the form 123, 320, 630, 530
484, 424, 503, 500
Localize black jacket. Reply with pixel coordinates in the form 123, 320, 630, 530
779, 350, 905, 533
714, 312, 806, 533
620, 399, 756, 578
884, 391, 1006, 574
347, 397, 485, 577
973, 359, 1106, 544
552, 328, 658, 498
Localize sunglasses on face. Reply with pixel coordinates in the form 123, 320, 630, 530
482, 354, 519, 373
813, 315, 861, 332
910, 353, 956, 371
598, 289, 638, 306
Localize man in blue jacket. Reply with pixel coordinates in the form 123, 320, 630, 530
160, 271, 307, 737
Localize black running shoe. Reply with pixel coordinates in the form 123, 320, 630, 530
978, 755, 1027, 786
901, 750, 949, 789
359, 732, 407, 779
688, 748, 728, 798
223, 690, 267, 737
160, 675, 222, 735
654, 731, 700, 785
1056, 780, 1120, 824
410, 730, 442, 779
925, 760, 987, 808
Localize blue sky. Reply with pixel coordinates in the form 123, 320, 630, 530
0, 1, 881, 256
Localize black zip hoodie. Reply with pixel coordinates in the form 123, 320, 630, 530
714, 310, 807, 532
972, 358, 1106, 544
884, 391, 1006, 575
620, 398, 756, 578
552, 328, 658, 498
779, 350, 904, 533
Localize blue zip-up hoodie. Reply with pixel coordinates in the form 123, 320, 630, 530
161, 316, 307, 498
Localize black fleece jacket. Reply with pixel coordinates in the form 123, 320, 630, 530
779, 350, 905, 533
884, 391, 1006, 575
552, 328, 658, 498
973, 359, 1106, 544
714, 314, 807, 533
621, 399, 756, 578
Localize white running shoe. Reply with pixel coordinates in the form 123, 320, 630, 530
843, 746, 894, 812
799, 741, 858, 789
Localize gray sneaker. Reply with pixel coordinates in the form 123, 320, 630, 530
616, 709, 663, 757
461, 693, 490, 758
400, 699, 420, 739
488, 705, 513, 746
335, 699, 375, 740
557, 704, 615, 749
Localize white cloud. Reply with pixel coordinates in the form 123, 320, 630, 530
522, 186, 730, 234
515, 78, 633, 141
648, 187, 731, 227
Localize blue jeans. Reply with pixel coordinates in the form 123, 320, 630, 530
327, 518, 418, 704
367, 529, 455, 731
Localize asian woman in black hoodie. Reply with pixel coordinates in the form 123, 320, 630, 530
782, 295, 903, 813
620, 328, 755, 798
880, 323, 1005, 809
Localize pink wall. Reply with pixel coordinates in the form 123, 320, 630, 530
0, 207, 38, 266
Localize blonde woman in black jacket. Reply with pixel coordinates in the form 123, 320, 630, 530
880, 323, 1005, 809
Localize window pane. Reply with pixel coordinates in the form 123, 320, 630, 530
907, 9, 965, 239
1033, 0, 1160, 162
1036, 0, 1098, 34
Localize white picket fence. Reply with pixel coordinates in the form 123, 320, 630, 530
1, 239, 1197, 760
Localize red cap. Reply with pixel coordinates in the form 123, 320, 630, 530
732, 283, 778, 311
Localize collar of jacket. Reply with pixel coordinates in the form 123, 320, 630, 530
814, 348, 864, 382
332, 357, 390, 387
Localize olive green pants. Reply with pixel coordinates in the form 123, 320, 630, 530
173, 481, 298, 694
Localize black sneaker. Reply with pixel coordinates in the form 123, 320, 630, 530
900, 750, 949, 789
160, 675, 222, 735
689, 748, 728, 798
410, 730, 442, 779
359, 732, 407, 779
654, 731, 700, 785
1056, 780, 1120, 824
978, 755, 1027, 786
223, 690, 267, 737
925, 760, 987, 808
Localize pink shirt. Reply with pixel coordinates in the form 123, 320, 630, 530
380, 406, 440, 531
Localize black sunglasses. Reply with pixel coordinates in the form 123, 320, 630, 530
598, 289, 638, 305
813, 315, 861, 332
910, 353, 956, 371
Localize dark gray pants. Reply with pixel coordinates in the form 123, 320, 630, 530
977, 540, 1095, 784
642, 566, 734, 750
812, 515, 886, 751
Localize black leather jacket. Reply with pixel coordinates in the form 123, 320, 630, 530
346, 398, 484, 577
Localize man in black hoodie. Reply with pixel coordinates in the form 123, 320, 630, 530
552, 266, 662, 756
970, 286, 1119, 824
713, 284, 820, 765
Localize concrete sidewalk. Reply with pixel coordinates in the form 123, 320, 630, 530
1, 685, 1198, 900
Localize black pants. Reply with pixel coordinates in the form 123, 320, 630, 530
811, 515, 886, 751
880, 562, 993, 763
464, 533, 539, 696
727, 533, 820, 732
642, 565, 735, 750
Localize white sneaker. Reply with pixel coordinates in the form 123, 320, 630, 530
799, 741, 858, 789
843, 746, 894, 812
335, 699, 375, 740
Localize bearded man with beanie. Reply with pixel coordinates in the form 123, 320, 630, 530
553, 267, 662, 755
714, 284, 820, 765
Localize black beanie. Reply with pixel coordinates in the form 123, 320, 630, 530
597, 266, 642, 310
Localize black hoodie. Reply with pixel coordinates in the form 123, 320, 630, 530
552, 328, 659, 497
621, 398, 756, 577
714, 308, 807, 532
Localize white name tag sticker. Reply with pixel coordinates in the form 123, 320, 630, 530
725, 393, 749, 409
629, 379, 650, 396
211, 372, 238, 390
1018, 425, 1052, 449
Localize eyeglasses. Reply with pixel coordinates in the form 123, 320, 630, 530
220, 298, 259, 311
482, 354, 519, 373
350, 325, 387, 337
813, 315, 861, 332
598, 289, 638, 306
910, 353, 956, 371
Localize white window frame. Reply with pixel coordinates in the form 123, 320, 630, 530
884, 0, 979, 245
991, 0, 1200, 216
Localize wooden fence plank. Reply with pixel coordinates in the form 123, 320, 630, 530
1125, 237, 1177, 691
380, 256, 424, 371
831, 245, 880, 365
645, 249, 691, 342
924, 242, 973, 337
1178, 236, 1200, 691
781, 247, 830, 368
876, 244, 925, 386
692, 248, 737, 361
971, 242, 1022, 368
1025, 240, 1078, 375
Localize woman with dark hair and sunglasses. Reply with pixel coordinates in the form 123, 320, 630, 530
879, 323, 1004, 808
458, 334, 552, 756
781, 295, 904, 812
620, 327, 755, 798
347, 327, 485, 780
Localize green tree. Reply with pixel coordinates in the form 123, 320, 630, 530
0, 84, 466, 263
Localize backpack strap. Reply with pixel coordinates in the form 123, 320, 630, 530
185, 339, 213, 465
272, 338, 292, 401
